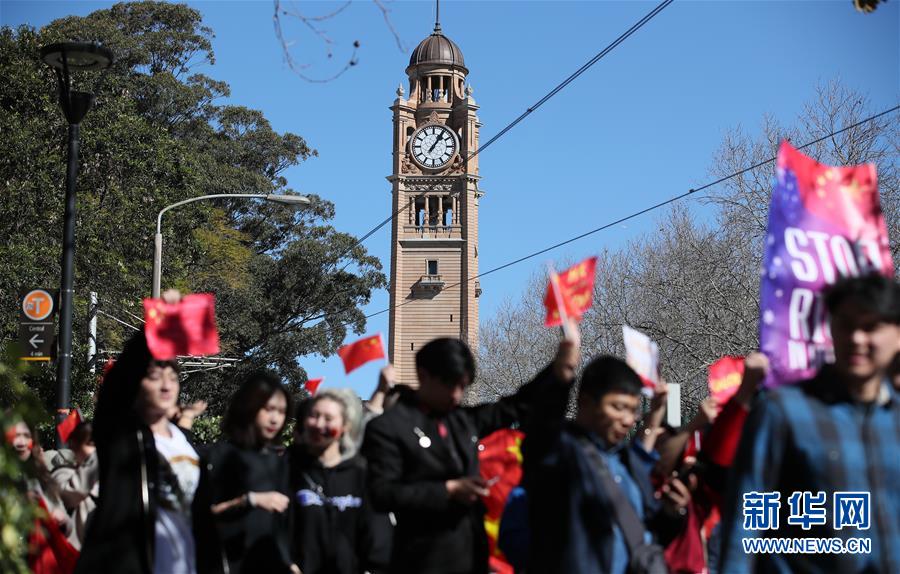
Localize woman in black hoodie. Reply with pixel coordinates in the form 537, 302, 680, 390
75, 318, 223, 574
208, 370, 297, 574
290, 389, 387, 574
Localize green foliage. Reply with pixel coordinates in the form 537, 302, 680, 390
1, 2, 386, 414
188, 414, 221, 445
0, 345, 47, 574
188, 415, 295, 446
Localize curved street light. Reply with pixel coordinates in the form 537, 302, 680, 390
152, 193, 311, 297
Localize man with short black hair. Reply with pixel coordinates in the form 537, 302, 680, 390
719, 273, 900, 573
523, 354, 690, 574
362, 331, 580, 574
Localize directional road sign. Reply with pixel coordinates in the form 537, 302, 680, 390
18, 288, 58, 361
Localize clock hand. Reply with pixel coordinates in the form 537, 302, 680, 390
428, 138, 440, 154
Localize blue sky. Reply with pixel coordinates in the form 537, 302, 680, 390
2, 0, 898, 398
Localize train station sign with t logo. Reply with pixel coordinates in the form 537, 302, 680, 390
18, 288, 58, 361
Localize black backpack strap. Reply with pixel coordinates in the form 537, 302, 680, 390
578, 436, 649, 555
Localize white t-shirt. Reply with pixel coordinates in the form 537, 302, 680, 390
153, 422, 200, 574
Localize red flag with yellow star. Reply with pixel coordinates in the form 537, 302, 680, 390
143, 293, 219, 360
479, 428, 525, 572
543, 257, 598, 327
337, 334, 385, 374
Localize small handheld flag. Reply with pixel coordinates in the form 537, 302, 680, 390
143, 293, 220, 360
338, 334, 386, 374
305, 377, 324, 395
707, 356, 745, 413
57, 408, 83, 444
543, 257, 598, 328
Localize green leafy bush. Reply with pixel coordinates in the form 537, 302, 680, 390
0, 345, 47, 574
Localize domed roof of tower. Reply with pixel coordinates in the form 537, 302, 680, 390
408, 23, 466, 70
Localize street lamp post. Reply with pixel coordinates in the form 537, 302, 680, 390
153, 193, 310, 297
40, 42, 113, 444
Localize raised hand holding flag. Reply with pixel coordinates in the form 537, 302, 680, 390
338, 334, 386, 374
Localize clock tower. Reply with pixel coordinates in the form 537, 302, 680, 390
387, 15, 482, 387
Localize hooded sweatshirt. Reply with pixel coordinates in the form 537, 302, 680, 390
289, 447, 388, 574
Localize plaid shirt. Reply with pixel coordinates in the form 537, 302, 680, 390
719, 367, 900, 574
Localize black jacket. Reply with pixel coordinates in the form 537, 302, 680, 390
75, 332, 224, 574
289, 448, 387, 574
207, 441, 293, 574
360, 374, 557, 574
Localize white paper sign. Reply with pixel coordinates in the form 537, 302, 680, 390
666, 383, 681, 428
622, 325, 659, 391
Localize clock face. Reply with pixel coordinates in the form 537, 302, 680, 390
411, 124, 457, 169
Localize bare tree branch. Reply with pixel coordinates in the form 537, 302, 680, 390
272, 0, 404, 83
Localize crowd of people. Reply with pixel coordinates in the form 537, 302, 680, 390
8, 272, 900, 574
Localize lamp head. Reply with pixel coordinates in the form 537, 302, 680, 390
40, 42, 114, 72
266, 194, 311, 206
40, 42, 113, 125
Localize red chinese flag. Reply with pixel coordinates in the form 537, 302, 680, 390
29, 497, 80, 574
57, 408, 82, 444
305, 377, 324, 395
143, 293, 220, 360
708, 356, 745, 413
337, 334, 385, 374
479, 428, 525, 567
543, 257, 598, 327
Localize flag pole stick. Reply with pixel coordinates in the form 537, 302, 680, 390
548, 264, 573, 340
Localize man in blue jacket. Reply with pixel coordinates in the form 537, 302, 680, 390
522, 354, 690, 574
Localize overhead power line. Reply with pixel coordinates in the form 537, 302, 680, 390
474, 0, 674, 159
289, 0, 676, 322
319, 0, 675, 275
316, 105, 900, 330
96, 309, 140, 332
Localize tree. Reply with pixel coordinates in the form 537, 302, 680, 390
0, 2, 386, 415
473, 81, 898, 420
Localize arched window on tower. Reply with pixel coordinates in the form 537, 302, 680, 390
444, 208, 453, 226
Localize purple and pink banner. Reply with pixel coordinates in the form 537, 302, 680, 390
759, 141, 892, 387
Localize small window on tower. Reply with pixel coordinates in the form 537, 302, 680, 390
427, 260, 439, 275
